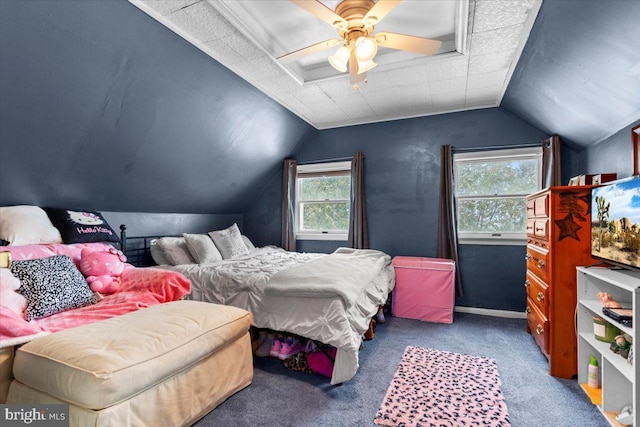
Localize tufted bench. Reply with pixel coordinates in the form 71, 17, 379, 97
7, 300, 253, 426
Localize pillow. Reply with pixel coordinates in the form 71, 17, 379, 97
149, 239, 170, 265
183, 233, 223, 264
11, 255, 97, 321
0, 205, 62, 246
44, 208, 120, 244
209, 224, 249, 260
242, 235, 255, 251
155, 237, 195, 265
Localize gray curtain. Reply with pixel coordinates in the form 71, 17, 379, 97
281, 159, 297, 251
437, 145, 463, 297
542, 135, 562, 188
348, 152, 369, 249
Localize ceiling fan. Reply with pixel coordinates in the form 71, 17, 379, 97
277, 0, 443, 88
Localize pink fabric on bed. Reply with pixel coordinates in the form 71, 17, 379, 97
0, 243, 191, 347
3, 242, 115, 267
0, 306, 48, 347
31, 268, 191, 333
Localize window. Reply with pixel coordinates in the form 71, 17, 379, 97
454, 147, 542, 245
296, 161, 351, 241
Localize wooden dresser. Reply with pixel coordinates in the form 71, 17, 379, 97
525, 186, 595, 379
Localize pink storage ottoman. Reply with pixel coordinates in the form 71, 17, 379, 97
392, 256, 455, 323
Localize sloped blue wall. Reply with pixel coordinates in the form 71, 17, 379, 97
0, 0, 313, 213
502, 0, 640, 148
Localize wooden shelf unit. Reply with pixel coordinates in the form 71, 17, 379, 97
577, 266, 640, 427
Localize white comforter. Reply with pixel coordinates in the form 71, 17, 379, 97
165, 246, 395, 384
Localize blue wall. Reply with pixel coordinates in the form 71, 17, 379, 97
502, 0, 640, 148
246, 108, 550, 311
0, 0, 312, 213
582, 120, 640, 180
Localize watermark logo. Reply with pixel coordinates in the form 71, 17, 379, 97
1, 405, 68, 426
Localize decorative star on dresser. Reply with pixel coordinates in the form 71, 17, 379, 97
554, 213, 583, 241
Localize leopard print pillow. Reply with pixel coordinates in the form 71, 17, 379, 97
12, 255, 97, 320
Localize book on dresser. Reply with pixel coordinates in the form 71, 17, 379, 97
525, 185, 596, 379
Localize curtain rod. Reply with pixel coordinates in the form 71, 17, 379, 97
452, 142, 542, 153
297, 156, 353, 165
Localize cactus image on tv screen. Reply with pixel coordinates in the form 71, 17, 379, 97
591, 176, 640, 270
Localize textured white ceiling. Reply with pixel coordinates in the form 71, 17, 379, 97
130, 0, 541, 129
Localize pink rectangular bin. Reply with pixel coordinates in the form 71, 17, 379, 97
392, 256, 455, 324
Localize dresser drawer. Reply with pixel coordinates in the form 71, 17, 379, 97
526, 199, 535, 218
526, 245, 549, 283
525, 271, 549, 315
533, 193, 549, 217
526, 297, 549, 355
526, 219, 536, 237
534, 219, 549, 240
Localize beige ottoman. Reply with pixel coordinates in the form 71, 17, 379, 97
0, 346, 14, 403
7, 300, 253, 427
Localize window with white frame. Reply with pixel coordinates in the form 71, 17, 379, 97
296, 161, 351, 241
454, 146, 542, 245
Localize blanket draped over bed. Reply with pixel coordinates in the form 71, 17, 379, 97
170, 246, 395, 384
264, 248, 389, 308
0, 243, 191, 349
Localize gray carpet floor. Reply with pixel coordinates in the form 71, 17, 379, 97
195, 312, 609, 426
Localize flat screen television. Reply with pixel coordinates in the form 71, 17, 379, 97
591, 176, 640, 270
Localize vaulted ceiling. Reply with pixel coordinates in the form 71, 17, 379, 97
131, 0, 541, 129
130, 0, 640, 148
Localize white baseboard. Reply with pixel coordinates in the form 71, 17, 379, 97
454, 306, 526, 319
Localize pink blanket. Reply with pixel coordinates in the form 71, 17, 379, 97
0, 243, 191, 348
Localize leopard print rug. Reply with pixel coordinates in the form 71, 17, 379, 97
374, 346, 511, 427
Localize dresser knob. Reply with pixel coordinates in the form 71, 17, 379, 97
525, 280, 530, 288
535, 227, 544, 232
525, 306, 531, 314
537, 259, 545, 268
537, 292, 544, 302
525, 254, 531, 261
536, 324, 544, 335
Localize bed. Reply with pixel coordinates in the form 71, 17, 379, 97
123, 227, 395, 385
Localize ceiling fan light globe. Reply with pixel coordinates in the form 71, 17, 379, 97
328, 45, 350, 72
355, 36, 377, 61
357, 58, 377, 75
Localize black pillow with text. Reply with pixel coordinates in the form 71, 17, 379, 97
44, 208, 120, 244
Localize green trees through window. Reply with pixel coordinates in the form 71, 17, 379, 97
299, 175, 350, 232
454, 147, 541, 242
295, 160, 352, 239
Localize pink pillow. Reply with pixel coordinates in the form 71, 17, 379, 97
3, 242, 113, 266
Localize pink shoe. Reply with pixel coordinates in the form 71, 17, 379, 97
269, 337, 282, 358
279, 338, 303, 360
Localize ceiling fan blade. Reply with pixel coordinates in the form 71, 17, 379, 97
277, 38, 343, 62
290, 0, 348, 29
363, 0, 402, 28
375, 32, 443, 56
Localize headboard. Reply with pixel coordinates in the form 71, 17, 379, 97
102, 212, 243, 267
